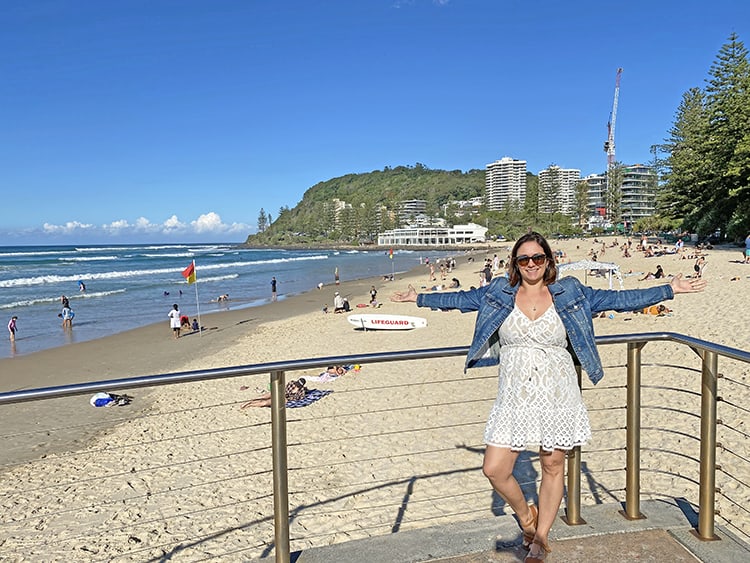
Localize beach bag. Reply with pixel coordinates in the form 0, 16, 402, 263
89, 392, 133, 407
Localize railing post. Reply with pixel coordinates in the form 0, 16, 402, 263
563, 365, 585, 525
623, 342, 645, 520
270, 370, 291, 562
696, 350, 719, 540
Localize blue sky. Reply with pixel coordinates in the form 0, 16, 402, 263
2, 0, 748, 245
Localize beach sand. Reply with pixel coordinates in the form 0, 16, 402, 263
0, 237, 748, 560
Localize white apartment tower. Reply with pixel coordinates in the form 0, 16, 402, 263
584, 173, 607, 215
485, 157, 527, 211
621, 164, 657, 222
538, 165, 581, 214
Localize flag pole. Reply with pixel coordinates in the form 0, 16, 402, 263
192, 260, 202, 336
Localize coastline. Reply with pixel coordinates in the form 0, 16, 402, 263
0, 259, 455, 387
0, 260, 446, 467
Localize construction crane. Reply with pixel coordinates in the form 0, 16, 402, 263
604, 68, 623, 168
604, 67, 623, 221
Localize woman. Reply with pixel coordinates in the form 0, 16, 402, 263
241, 378, 307, 408
168, 304, 181, 339
391, 232, 705, 562
639, 264, 664, 281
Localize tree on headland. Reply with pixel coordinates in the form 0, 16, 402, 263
257, 208, 268, 233
662, 33, 750, 239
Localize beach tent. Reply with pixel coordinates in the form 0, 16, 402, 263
557, 260, 624, 289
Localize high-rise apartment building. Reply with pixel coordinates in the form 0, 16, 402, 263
397, 199, 427, 226
584, 165, 656, 226
538, 165, 581, 214
584, 173, 607, 218
621, 164, 656, 222
485, 157, 527, 211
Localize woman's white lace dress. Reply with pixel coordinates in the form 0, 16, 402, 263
484, 304, 592, 451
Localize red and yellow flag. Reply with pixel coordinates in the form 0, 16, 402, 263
388, 248, 393, 260
182, 261, 196, 284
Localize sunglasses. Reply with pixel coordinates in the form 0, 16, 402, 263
515, 253, 547, 267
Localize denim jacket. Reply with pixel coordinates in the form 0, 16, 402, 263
416, 275, 674, 385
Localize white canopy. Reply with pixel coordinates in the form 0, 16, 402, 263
557, 260, 624, 289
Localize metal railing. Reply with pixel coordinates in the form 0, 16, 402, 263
1, 332, 748, 562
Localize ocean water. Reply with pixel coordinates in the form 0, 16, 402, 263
0, 244, 449, 359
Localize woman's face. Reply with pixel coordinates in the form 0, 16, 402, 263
515, 241, 548, 285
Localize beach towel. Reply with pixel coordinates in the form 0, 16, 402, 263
286, 389, 333, 408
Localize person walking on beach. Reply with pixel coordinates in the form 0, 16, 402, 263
168, 304, 182, 339
8, 316, 18, 341
391, 231, 706, 562
271, 277, 277, 301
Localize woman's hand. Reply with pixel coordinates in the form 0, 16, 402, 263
670, 273, 707, 294
390, 284, 418, 303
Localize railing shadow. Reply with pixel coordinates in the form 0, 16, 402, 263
0, 333, 748, 562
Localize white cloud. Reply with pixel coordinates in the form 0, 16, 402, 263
134, 217, 154, 230
163, 214, 186, 232
43, 221, 95, 234
192, 212, 223, 233
32, 212, 252, 243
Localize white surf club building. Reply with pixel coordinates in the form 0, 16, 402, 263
377, 223, 488, 246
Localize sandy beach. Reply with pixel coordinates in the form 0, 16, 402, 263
0, 236, 748, 560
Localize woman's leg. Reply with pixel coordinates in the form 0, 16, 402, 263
530, 448, 566, 554
483, 446, 535, 532
241, 393, 272, 409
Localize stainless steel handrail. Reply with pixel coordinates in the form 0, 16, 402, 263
0, 346, 470, 405
1, 333, 748, 562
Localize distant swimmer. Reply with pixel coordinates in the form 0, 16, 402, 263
78, 280, 86, 292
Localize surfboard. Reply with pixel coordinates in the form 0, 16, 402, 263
347, 314, 428, 330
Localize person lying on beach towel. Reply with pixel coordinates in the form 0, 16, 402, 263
241, 378, 331, 408
637, 304, 672, 316
305, 364, 360, 382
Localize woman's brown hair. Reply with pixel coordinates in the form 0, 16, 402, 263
508, 232, 557, 287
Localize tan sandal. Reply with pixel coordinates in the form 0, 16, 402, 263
518, 503, 538, 549
524, 538, 551, 562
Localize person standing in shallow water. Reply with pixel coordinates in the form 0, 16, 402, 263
8, 316, 18, 341
391, 231, 706, 562
271, 277, 277, 301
